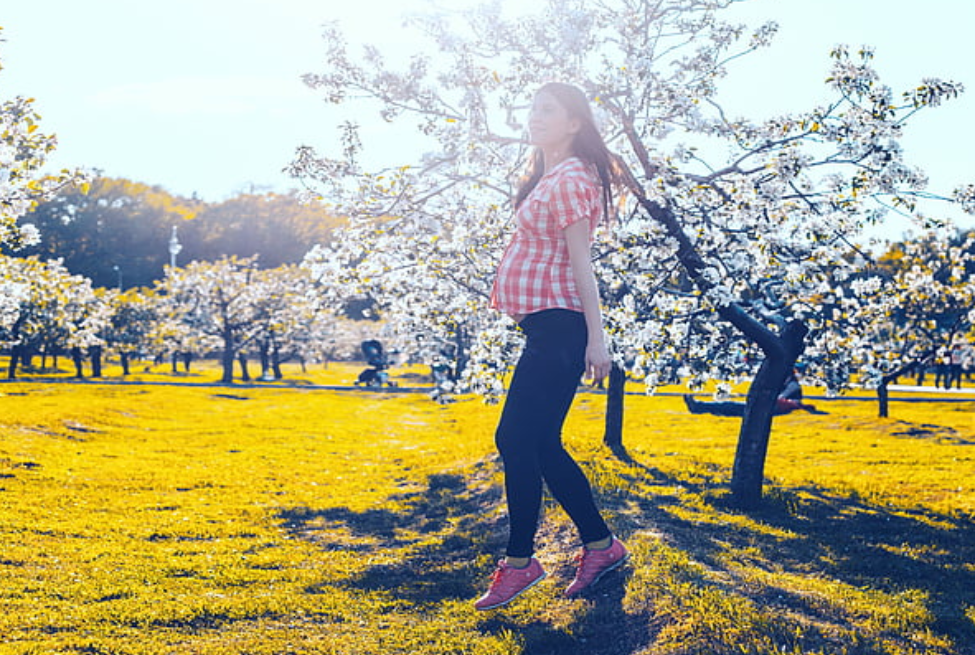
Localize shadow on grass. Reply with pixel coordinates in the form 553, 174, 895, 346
279, 458, 655, 655
607, 457, 975, 653
279, 461, 505, 604
279, 449, 974, 654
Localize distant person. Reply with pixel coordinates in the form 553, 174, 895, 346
964, 346, 975, 384
684, 368, 827, 417
475, 83, 628, 611
948, 343, 966, 389
934, 347, 951, 389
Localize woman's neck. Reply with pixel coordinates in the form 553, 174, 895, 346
541, 146, 574, 174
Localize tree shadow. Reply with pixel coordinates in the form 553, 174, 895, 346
280, 450, 974, 653
279, 460, 506, 604
478, 578, 656, 655
280, 458, 654, 654
603, 455, 975, 652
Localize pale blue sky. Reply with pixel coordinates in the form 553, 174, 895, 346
2, 0, 973, 230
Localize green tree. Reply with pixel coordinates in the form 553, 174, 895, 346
182, 191, 343, 268
15, 177, 199, 288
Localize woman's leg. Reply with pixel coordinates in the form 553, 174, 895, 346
494, 334, 557, 558
494, 310, 609, 557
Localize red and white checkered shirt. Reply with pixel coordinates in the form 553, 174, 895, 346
491, 157, 602, 316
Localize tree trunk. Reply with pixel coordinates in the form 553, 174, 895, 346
730, 320, 807, 508
220, 327, 236, 384
171, 352, 179, 373
453, 326, 469, 380
8, 344, 20, 379
22, 347, 34, 370
731, 360, 786, 508
878, 381, 890, 419
120, 352, 131, 376
271, 340, 283, 380
237, 352, 251, 382
71, 347, 85, 378
182, 352, 193, 372
259, 340, 271, 379
603, 364, 627, 457
220, 348, 234, 383
90, 346, 103, 378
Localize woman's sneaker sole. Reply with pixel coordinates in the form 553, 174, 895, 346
475, 571, 547, 610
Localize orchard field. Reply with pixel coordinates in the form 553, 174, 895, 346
1, 362, 973, 655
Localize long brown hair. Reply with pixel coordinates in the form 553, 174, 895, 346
514, 82, 622, 220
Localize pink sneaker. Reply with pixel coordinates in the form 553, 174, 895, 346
474, 558, 546, 610
565, 537, 629, 597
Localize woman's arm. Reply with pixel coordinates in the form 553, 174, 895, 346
564, 219, 612, 384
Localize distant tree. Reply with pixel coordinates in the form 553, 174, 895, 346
146, 290, 214, 374
0, 255, 107, 378
156, 257, 264, 383
839, 228, 975, 417
15, 177, 199, 288
180, 191, 344, 268
103, 288, 159, 375
18, 184, 343, 288
248, 264, 331, 379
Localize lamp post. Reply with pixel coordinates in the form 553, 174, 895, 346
168, 225, 182, 269
112, 264, 122, 290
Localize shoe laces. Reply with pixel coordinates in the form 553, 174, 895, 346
573, 549, 593, 571
488, 561, 514, 591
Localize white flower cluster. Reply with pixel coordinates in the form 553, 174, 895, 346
2, 58, 90, 250
0, 256, 107, 352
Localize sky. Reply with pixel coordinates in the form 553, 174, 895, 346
2, 0, 973, 229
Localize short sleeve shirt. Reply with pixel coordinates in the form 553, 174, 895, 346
490, 157, 602, 316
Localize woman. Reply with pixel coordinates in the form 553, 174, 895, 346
474, 83, 628, 611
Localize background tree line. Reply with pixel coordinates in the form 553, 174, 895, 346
3, 176, 345, 289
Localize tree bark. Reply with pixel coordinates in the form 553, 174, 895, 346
603, 364, 627, 457
259, 340, 271, 379
877, 381, 890, 419
271, 340, 283, 380
453, 325, 469, 381
730, 320, 807, 508
237, 352, 250, 382
221, 339, 236, 383
71, 347, 85, 378
7, 344, 20, 379
90, 345, 103, 378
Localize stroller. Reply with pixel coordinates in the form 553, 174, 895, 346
355, 340, 396, 388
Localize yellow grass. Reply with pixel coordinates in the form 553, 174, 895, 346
1, 361, 973, 654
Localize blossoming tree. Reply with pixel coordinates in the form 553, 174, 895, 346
154, 257, 265, 383
291, 0, 974, 505
817, 227, 975, 418
1, 28, 88, 251
0, 255, 108, 378
248, 264, 333, 380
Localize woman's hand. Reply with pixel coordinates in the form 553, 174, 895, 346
585, 338, 613, 385
564, 220, 613, 385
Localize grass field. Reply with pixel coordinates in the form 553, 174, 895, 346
1, 361, 973, 654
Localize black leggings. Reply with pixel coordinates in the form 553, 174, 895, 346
494, 309, 611, 558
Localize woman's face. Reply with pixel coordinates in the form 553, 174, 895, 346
528, 91, 580, 151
